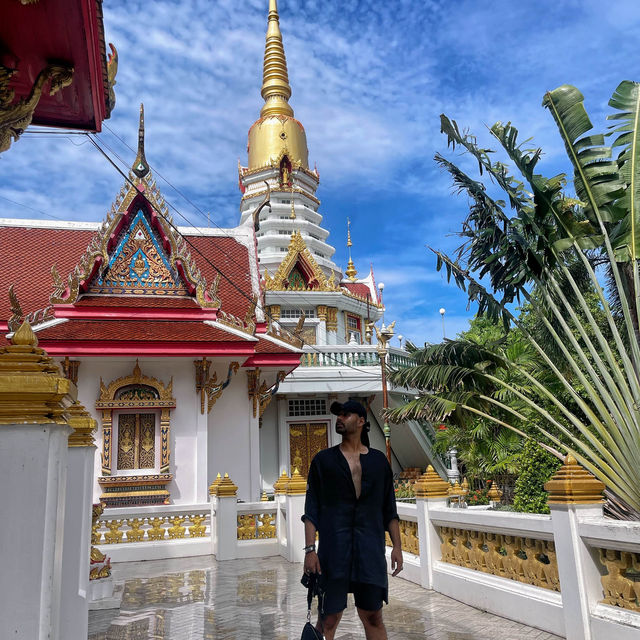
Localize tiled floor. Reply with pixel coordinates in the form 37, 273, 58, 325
88, 555, 563, 639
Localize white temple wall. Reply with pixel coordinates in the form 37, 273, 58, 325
259, 399, 280, 491
73, 357, 203, 505
206, 367, 257, 502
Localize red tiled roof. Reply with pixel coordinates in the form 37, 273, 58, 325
35, 319, 247, 342
342, 282, 372, 298
0, 225, 254, 324
0, 226, 95, 323
254, 336, 300, 355
187, 235, 253, 318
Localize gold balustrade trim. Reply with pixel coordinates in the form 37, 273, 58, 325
385, 519, 419, 555
96, 513, 209, 544
237, 512, 277, 540
598, 548, 640, 612
437, 526, 560, 592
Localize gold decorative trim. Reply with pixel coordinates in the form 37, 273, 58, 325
544, 454, 605, 504
209, 472, 223, 496
415, 465, 449, 498
1, 62, 74, 153
248, 368, 287, 418
217, 472, 238, 497
385, 519, 419, 555
325, 307, 338, 332
273, 469, 290, 494
0, 321, 76, 425
97, 361, 175, 476
194, 358, 240, 414
598, 548, 640, 611
439, 527, 560, 592
285, 467, 307, 494
61, 357, 80, 385
67, 401, 97, 448
268, 305, 281, 321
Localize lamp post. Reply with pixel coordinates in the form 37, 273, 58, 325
375, 319, 395, 465
439, 307, 446, 339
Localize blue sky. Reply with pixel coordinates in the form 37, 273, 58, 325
2, 0, 640, 344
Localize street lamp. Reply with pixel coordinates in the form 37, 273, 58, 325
375, 320, 395, 465
398, 334, 403, 350
439, 307, 446, 339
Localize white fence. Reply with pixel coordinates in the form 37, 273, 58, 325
95, 467, 640, 640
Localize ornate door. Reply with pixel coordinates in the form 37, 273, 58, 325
117, 413, 156, 470
289, 422, 329, 477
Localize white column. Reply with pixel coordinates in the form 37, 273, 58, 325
414, 467, 451, 590
285, 492, 306, 564
59, 444, 95, 639
415, 494, 448, 589
215, 495, 238, 561
0, 323, 76, 640
545, 456, 606, 640
549, 502, 603, 640
1, 422, 72, 639
277, 396, 289, 475
249, 410, 261, 502
195, 394, 208, 503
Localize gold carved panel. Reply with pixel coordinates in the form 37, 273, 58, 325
289, 422, 328, 477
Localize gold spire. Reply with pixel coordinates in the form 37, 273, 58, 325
247, 1, 309, 170
345, 218, 358, 281
132, 103, 150, 178
290, 184, 296, 219
260, 0, 294, 118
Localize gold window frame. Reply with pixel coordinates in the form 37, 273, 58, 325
96, 361, 176, 475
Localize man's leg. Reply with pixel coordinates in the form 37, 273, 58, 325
357, 607, 387, 640
317, 580, 347, 639
316, 611, 342, 639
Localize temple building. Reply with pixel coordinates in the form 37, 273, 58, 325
0, 0, 443, 513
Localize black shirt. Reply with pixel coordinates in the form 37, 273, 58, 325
302, 445, 399, 589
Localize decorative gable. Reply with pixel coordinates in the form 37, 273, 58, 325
263, 231, 340, 292
88, 208, 189, 296
49, 173, 220, 309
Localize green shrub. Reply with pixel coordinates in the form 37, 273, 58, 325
512, 439, 562, 514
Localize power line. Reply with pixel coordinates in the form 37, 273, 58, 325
0, 194, 68, 223
84, 133, 384, 376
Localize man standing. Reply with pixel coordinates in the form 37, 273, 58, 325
302, 400, 403, 639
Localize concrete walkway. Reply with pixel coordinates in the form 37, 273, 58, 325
88, 555, 563, 639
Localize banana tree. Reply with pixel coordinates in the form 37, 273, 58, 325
389, 81, 640, 512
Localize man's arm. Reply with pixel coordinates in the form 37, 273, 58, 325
388, 518, 403, 576
303, 518, 321, 574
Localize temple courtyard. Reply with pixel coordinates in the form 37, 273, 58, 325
87, 556, 562, 639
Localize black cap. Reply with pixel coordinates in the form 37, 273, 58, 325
331, 401, 370, 446
330, 400, 367, 419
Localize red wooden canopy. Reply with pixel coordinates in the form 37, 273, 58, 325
0, 0, 113, 131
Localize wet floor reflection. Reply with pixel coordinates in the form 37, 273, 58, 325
88, 556, 562, 640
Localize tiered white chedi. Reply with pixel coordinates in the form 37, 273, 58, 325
238, 0, 444, 485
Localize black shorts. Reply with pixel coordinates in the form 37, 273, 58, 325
321, 580, 386, 615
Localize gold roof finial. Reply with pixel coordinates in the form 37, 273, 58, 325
260, 0, 294, 118
132, 103, 150, 178
345, 218, 358, 281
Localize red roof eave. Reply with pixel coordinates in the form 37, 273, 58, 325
53, 305, 218, 322
38, 340, 256, 357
